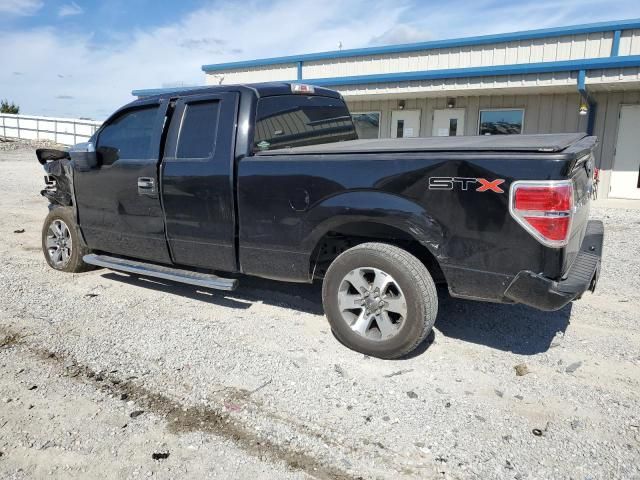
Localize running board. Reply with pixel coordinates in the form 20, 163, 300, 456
83, 254, 238, 291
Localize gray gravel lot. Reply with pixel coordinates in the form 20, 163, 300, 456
1, 141, 639, 479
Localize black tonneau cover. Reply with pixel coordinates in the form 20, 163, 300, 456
257, 133, 591, 155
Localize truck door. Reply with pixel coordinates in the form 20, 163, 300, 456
74, 99, 172, 263
161, 92, 239, 272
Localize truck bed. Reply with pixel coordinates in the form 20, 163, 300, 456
256, 133, 593, 156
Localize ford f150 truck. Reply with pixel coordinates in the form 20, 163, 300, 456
37, 82, 603, 359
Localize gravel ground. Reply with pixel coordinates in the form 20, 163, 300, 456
0, 138, 63, 152
1, 145, 639, 480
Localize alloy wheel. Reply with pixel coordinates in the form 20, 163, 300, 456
46, 219, 73, 268
337, 267, 408, 341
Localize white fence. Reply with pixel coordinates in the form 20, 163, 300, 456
0, 113, 102, 146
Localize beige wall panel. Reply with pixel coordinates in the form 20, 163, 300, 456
530, 39, 545, 63
587, 67, 640, 84
521, 95, 538, 134
504, 42, 518, 64
516, 42, 532, 63
280, 33, 620, 82
571, 34, 588, 58
465, 96, 480, 135
619, 29, 640, 55
557, 36, 573, 60
205, 29, 631, 85
208, 64, 297, 84
550, 93, 568, 132
542, 39, 558, 61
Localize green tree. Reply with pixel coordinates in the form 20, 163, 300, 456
0, 100, 20, 114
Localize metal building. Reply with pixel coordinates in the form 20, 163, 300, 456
136, 19, 640, 200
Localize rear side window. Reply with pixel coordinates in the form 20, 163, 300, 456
254, 95, 357, 152
97, 106, 158, 165
176, 101, 220, 159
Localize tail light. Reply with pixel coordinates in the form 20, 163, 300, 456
509, 181, 574, 247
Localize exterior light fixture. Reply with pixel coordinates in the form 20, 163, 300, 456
447, 97, 455, 108
579, 102, 589, 116
398, 100, 405, 110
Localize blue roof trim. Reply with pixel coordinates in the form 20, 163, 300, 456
201, 18, 640, 72
303, 55, 640, 87
577, 70, 596, 135
297, 61, 303, 80
577, 70, 587, 92
611, 30, 622, 56
134, 55, 640, 97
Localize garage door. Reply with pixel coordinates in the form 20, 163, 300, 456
610, 105, 640, 199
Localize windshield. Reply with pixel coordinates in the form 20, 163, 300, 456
254, 95, 357, 152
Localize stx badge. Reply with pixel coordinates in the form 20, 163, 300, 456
428, 177, 505, 193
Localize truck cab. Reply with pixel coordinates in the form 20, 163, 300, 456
70, 84, 354, 272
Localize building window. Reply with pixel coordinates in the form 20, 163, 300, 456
351, 112, 380, 139
478, 109, 524, 135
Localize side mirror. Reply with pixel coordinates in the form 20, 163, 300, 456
96, 146, 119, 166
69, 142, 98, 171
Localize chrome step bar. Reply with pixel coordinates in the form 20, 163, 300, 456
83, 254, 238, 291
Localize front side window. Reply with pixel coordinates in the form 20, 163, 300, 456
97, 106, 158, 165
254, 95, 357, 151
351, 112, 380, 139
176, 101, 220, 159
479, 109, 524, 135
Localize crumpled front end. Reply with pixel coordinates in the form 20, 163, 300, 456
36, 148, 74, 207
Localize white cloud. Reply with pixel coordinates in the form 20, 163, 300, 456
368, 24, 431, 46
1, 0, 638, 119
0, 0, 410, 119
399, 0, 640, 41
0, 0, 42, 15
58, 1, 83, 17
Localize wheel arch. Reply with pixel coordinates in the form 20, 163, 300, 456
303, 191, 447, 283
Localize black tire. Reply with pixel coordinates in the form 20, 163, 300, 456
41, 207, 94, 273
322, 242, 438, 359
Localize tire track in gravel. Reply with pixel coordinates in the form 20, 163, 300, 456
0, 326, 360, 480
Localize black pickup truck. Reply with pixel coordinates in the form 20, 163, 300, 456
37, 82, 603, 359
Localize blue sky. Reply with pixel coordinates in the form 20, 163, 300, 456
1, 0, 639, 119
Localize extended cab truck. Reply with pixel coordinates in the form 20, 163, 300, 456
37, 83, 603, 359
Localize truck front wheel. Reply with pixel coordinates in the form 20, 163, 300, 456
322, 242, 438, 359
41, 207, 94, 273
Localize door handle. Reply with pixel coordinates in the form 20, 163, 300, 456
137, 177, 156, 195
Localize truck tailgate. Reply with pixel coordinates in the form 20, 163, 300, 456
563, 151, 595, 276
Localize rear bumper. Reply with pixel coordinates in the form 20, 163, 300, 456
504, 220, 604, 311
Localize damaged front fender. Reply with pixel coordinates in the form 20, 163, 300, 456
36, 148, 74, 207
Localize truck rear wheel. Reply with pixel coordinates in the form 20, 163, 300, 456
42, 207, 94, 273
322, 242, 438, 359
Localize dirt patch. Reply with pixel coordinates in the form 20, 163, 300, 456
0, 330, 28, 348
4, 326, 357, 480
